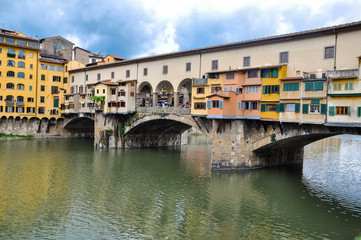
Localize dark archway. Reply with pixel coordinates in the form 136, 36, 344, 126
155, 80, 174, 106
137, 81, 153, 107
177, 78, 192, 107
64, 117, 94, 133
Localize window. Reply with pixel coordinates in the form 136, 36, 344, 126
305, 81, 323, 91
211, 60, 218, 70
28, 42, 37, 47
30, 74, 33, 80
266, 104, 276, 112
197, 88, 205, 94
280, 51, 289, 64
230, 86, 234, 91
51, 86, 59, 94
85, 75, 88, 81
261, 69, 270, 78
130, 92, 134, 97
5, 38, 15, 44
271, 68, 278, 78
27, 98, 34, 102
111, 88, 116, 95
103, 89, 105, 94
336, 106, 350, 115
38, 107, 45, 114
49, 65, 55, 71
7, 48, 15, 58
56, 66, 63, 72
40, 97, 45, 103
27, 107, 35, 113
143, 68, 148, 76
212, 100, 221, 108
283, 82, 299, 91
248, 70, 258, 78
241, 101, 258, 110
246, 86, 259, 93
41, 74, 45, 81
29, 86, 32, 91
17, 72, 25, 78
111, 72, 115, 79
224, 87, 228, 91
126, 70, 130, 78
286, 103, 296, 112
345, 82, 354, 90
97, 73, 101, 81
18, 50, 25, 59
163, 65, 168, 74
310, 104, 321, 114
30, 53, 34, 58
211, 86, 222, 93
41, 85, 45, 91
79, 86, 83, 94
194, 102, 206, 109
324, 46, 334, 59
333, 82, 341, 91
186, 62, 191, 72
61, 44, 66, 50
119, 91, 126, 96
243, 56, 250, 67
262, 85, 279, 94
53, 76, 61, 82
7, 60, 15, 67
64, 77, 67, 83
7, 71, 15, 77
53, 42, 57, 54
226, 73, 234, 79
30, 64, 33, 69
54, 98, 59, 108
236, 88, 243, 94
17, 39, 27, 46
6, 83, 14, 89
41, 64, 47, 70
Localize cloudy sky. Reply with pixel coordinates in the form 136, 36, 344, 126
1, 0, 361, 59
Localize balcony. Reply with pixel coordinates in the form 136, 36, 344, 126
193, 78, 208, 86
327, 69, 358, 80
7, 53, 16, 58
6, 100, 14, 105
16, 101, 24, 106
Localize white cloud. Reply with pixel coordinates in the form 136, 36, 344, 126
64, 33, 100, 50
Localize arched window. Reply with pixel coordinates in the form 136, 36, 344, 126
6, 95, 14, 103
17, 84, 24, 90
17, 61, 25, 68
7, 60, 15, 67
18, 50, 25, 59
17, 72, 25, 78
70, 86, 74, 94
79, 85, 83, 93
7, 71, 15, 77
7, 48, 15, 58
38, 107, 45, 114
17, 96, 24, 102
6, 83, 14, 89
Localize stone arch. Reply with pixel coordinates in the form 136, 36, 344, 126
176, 78, 192, 107
155, 80, 174, 106
63, 117, 94, 135
137, 81, 153, 107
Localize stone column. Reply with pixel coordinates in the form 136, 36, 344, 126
173, 92, 179, 107
167, 94, 173, 105
152, 92, 158, 107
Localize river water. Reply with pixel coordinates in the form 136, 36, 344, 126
0, 135, 360, 239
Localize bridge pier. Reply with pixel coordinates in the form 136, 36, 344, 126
210, 119, 304, 170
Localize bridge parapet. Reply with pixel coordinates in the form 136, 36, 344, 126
136, 107, 191, 115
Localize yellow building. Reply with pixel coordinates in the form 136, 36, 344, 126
0, 28, 39, 118
260, 65, 287, 120
37, 55, 67, 119
191, 73, 222, 116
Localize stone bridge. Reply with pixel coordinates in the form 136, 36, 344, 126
210, 119, 361, 170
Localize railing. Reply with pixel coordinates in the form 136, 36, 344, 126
327, 69, 358, 79
6, 100, 14, 105
193, 78, 208, 85
16, 101, 24, 106
137, 106, 191, 115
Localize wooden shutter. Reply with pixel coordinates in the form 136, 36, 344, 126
279, 103, 285, 112
302, 104, 309, 114
219, 100, 223, 109
261, 104, 266, 112
207, 100, 212, 109
275, 104, 280, 112
329, 106, 335, 116
295, 103, 300, 113
321, 104, 327, 115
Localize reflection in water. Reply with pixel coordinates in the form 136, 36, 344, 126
0, 135, 360, 239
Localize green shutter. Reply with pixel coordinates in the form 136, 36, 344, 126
276, 85, 279, 94
357, 107, 361, 117
329, 106, 335, 116
321, 104, 327, 114
305, 82, 313, 91
275, 104, 280, 112
261, 104, 266, 112
262, 86, 266, 94
207, 100, 212, 109
267, 85, 271, 94
315, 82, 323, 91
271, 68, 278, 78
348, 106, 351, 116
54, 98, 59, 108
295, 103, 300, 113
279, 103, 285, 112
311, 99, 320, 104
302, 104, 309, 114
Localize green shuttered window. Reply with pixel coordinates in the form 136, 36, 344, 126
284, 82, 299, 91
302, 104, 309, 114
261, 104, 266, 112
329, 106, 335, 116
